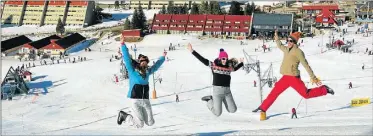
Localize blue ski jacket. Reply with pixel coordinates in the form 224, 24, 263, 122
121, 44, 165, 99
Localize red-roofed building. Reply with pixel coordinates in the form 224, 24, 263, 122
223, 15, 251, 36
315, 9, 337, 25
169, 14, 189, 34
40, 40, 64, 55
151, 14, 172, 34
205, 15, 225, 35
122, 29, 141, 38
150, 14, 252, 37
302, 4, 339, 16
186, 15, 206, 34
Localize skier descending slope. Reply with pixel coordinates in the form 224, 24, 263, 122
252, 30, 335, 113
187, 43, 244, 117
117, 36, 166, 128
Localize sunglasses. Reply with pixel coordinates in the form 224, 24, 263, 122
221, 58, 227, 61
287, 39, 294, 43
139, 56, 149, 63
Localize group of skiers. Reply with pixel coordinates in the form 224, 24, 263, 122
117, 30, 335, 128
169, 43, 178, 51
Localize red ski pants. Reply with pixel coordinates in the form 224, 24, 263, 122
260, 75, 327, 112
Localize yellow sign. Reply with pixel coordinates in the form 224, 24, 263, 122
351, 98, 371, 107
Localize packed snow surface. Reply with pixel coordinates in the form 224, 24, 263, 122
1, 26, 372, 135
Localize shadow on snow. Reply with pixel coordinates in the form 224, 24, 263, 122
196, 130, 237, 136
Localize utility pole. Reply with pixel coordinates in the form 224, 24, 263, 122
243, 50, 275, 103
256, 60, 262, 102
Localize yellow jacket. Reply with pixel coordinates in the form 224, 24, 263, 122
276, 39, 316, 80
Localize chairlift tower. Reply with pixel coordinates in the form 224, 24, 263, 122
242, 49, 276, 103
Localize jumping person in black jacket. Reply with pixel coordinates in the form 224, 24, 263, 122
187, 43, 244, 117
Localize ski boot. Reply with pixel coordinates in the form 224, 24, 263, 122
117, 111, 129, 125
252, 107, 265, 113
201, 95, 212, 102
324, 85, 334, 95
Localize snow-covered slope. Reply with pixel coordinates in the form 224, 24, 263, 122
1, 27, 372, 135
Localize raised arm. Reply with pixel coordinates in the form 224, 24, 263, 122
148, 56, 166, 75
274, 30, 287, 52
233, 62, 244, 71
297, 50, 316, 79
191, 50, 211, 66
121, 44, 135, 73
187, 43, 211, 66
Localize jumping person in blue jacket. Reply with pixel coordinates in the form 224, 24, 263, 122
117, 36, 166, 128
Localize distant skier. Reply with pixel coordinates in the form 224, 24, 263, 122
159, 78, 162, 84
252, 30, 334, 113
176, 94, 179, 102
117, 36, 166, 128
254, 80, 257, 87
187, 43, 244, 117
349, 82, 352, 89
362, 64, 365, 70
291, 108, 297, 119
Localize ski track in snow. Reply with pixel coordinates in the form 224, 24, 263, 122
2, 24, 373, 135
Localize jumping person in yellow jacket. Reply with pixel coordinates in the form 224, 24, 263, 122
253, 30, 335, 113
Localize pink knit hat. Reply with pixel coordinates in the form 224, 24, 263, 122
219, 49, 228, 59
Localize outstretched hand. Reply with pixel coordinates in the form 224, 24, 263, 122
120, 35, 125, 45
187, 43, 193, 52
311, 77, 322, 86
239, 58, 244, 63
274, 29, 279, 41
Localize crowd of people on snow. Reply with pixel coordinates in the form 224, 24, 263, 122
116, 29, 339, 129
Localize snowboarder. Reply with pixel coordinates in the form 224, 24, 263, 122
187, 43, 244, 117
291, 108, 297, 119
252, 30, 334, 113
349, 82, 352, 89
176, 94, 179, 102
117, 36, 166, 128
254, 80, 257, 87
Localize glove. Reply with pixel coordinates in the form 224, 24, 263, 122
311, 76, 322, 86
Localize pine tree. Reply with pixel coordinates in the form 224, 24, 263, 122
191, 2, 199, 15
203, 1, 211, 14
167, 1, 174, 14
160, 5, 166, 14
210, 1, 221, 15
148, 1, 152, 10
199, 1, 206, 14
137, 3, 146, 30
114, 1, 119, 9
182, 3, 188, 14
175, 6, 181, 14
56, 18, 65, 35
229, 1, 241, 15
244, 2, 252, 15
251, 2, 256, 13
131, 9, 139, 29
123, 18, 131, 30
